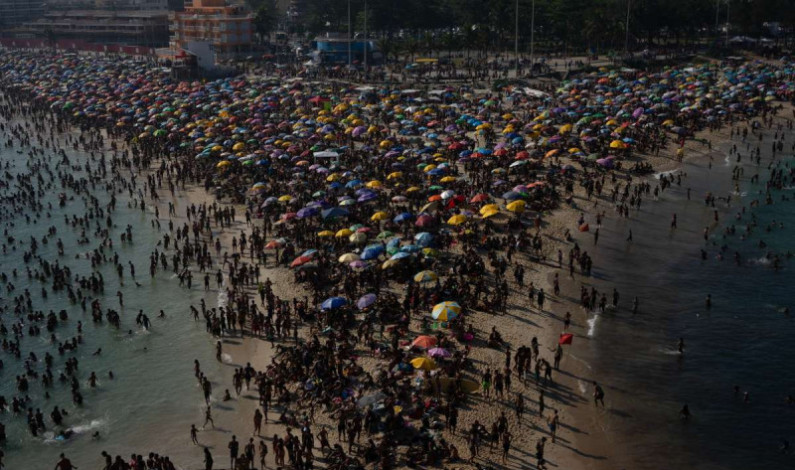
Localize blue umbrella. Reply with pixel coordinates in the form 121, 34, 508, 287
414, 232, 433, 247
321, 297, 348, 310
346, 179, 363, 188
390, 251, 412, 260
297, 207, 319, 218
361, 246, 384, 260
358, 193, 378, 203
400, 244, 421, 253
502, 191, 521, 200
322, 207, 349, 219
357, 293, 377, 310
301, 249, 318, 257
394, 212, 413, 223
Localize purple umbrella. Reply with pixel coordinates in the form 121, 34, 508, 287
357, 293, 377, 309
297, 207, 319, 218
427, 347, 451, 358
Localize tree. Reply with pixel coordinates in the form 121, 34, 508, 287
253, 1, 278, 44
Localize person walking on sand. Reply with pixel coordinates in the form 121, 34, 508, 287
54, 453, 77, 470
191, 424, 199, 445
593, 381, 605, 407
203, 447, 213, 470
228, 435, 239, 469
548, 410, 559, 443
203, 406, 214, 429
253, 408, 263, 435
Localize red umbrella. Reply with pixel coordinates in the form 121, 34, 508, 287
290, 255, 313, 268
470, 193, 489, 203
559, 333, 573, 345
415, 214, 435, 227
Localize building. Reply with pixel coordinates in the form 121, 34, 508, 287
44, 0, 168, 10
0, 0, 45, 28
312, 35, 377, 65
18, 10, 169, 46
169, 0, 253, 60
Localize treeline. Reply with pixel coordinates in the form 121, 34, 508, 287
288, 0, 794, 53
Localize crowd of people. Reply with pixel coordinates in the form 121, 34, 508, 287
0, 47, 793, 470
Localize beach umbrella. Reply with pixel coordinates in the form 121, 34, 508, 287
415, 214, 435, 227
394, 212, 413, 223
381, 259, 401, 269
413, 270, 438, 283
349, 232, 368, 244
470, 193, 490, 203
390, 251, 412, 260
321, 297, 348, 310
427, 347, 452, 358
431, 301, 461, 321
335, 228, 353, 238
317, 230, 335, 237
297, 207, 319, 218
506, 200, 526, 213
265, 238, 287, 249
414, 232, 433, 246
371, 211, 390, 221
479, 204, 500, 215
338, 253, 360, 263
411, 335, 438, 349
322, 207, 350, 219
410, 357, 437, 371
278, 195, 293, 202
357, 293, 377, 310
290, 255, 313, 268
447, 214, 468, 226
360, 245, 384, 260
349, 260, 368, 269
376, 230, 395, 240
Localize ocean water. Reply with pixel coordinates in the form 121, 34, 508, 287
0, 125, 228, 469
564, 131, 795, 468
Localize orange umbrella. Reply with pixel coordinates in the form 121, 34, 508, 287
411, 335, 438, 349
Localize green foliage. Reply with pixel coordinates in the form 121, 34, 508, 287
295, 0, 793, 52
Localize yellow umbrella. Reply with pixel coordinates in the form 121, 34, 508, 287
610, 140, 627, 149
431, 301, 461, 321
439, 176, 457, 183
371, 211, 389, 221
366, 180, 383, 189
559, 123, 573, 134
317, 230, 335, 237
278, 195, 293, 202
381, 258, 401, 269
216, 161, 231, 168
422, 247, 439, 257
410, 357, 437, 371
568, 147, 581, 154
335, 228, 353, 238
423, 164, 437, 173
481, 208, 501, 219
387, 171, 403, 180
326, 173, 341, 182
479, 204, 500, 215
506, 200, 526, 213
447, 214, 468, 226
414, 270, 438, 283
338, 253, 360, 263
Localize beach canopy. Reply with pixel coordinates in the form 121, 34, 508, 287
431, 301, 461, 321
414, 270, 438, 283
357, 293, 377, 309
321, 296, 348, 310
410, 357, 437, 371
411, 335, 438, 349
